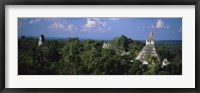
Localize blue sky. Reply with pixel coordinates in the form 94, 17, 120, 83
18, 18, 182, 40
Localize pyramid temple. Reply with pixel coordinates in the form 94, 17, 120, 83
135, 31, 159, 64
38, 34, 45, 46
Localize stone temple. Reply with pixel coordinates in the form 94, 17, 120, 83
38, 34, 45, 46
135, 31, 159, 64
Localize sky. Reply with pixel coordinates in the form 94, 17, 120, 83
18, 18, 182, 40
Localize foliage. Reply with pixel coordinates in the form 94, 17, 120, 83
18, 36, 182, 75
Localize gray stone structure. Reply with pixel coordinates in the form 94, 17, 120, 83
102, 42, 111, 48
38, 34, 45, 46
135, 31, 159, 64
162, 59, 170, 68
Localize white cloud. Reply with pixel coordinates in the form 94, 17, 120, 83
101, 22, 107, 27
148, 25, 154, 29
107, 27, 111, 30
82, 18, 97, 28
149, 19, 170, 29
29, 18, 42, 24
156, 19, 165, 28
48, 22, 64, 29
81, 18, 110, 32
66, 24, 78, 32
48, 22, 78, 32
164, 25, 170, 29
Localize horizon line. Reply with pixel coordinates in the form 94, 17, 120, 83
18, 36, 182, 41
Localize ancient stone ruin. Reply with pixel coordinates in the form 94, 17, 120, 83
135, 31, 159, 64
38, 34, 45, 46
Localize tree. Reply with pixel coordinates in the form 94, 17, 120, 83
128, 60, 142, 75
18, 35, 182, 75
158, 71, 170, 75
143, 55, 160, 75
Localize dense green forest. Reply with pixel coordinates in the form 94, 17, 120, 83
18, 35, 182, 75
